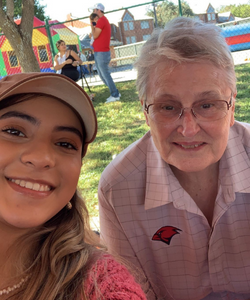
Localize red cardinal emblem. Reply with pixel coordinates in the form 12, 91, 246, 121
152, 226, 182, 245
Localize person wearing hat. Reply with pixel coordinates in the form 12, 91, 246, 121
89, 3, 121, 103
0, 72, 147, 300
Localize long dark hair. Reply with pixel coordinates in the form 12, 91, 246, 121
0, 93, 103, 300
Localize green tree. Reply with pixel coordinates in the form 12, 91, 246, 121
147, 0, 194, 28
218, 3, 250, 18
217, 4, 236, 13
0, 0, 41, 72
2, 0, 48, 20
232, 4, 250, 18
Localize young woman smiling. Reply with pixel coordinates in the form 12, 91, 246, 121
0, 73, 147, 300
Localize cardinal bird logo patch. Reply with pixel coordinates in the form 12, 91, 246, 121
152, 226, 182, 245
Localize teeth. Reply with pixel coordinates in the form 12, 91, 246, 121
33, 183, 41, 191
20, 180, 26, 187
180, 144, 202, 149
9, 178, 51, 191
25, 182, 33, 189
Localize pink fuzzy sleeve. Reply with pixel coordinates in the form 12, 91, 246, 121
84, 254, 147, 300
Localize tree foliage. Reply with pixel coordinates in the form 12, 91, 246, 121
2, 0, 48, 20
218, 3, 250, 18
147, 0, 194, 28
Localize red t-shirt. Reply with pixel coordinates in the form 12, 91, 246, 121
93, 15, 111, 52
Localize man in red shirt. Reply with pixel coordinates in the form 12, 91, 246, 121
89, 3, 120, 103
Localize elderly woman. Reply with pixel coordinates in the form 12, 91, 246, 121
98, 17, 250, 299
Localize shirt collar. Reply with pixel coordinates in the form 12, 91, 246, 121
220, 121, 250, 197
145, 136, 196, 212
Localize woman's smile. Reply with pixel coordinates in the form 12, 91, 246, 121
7, 177, 53, 192
146, 62, 235, 174
173, 141, 206, 150
0, 95, 83, 229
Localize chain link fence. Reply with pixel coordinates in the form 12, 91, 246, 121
1, 1, 250, 82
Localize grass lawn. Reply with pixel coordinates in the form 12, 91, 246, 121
79, 80, 148, 217
79, 63, 250, 218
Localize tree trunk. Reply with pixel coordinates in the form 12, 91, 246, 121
0, 0, 41, 73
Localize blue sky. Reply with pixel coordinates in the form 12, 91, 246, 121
42, 0, 250, 22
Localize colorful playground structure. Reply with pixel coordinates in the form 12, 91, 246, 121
0, 17, 250, 78
0, 17, 81, 78
222, 22, 250, 52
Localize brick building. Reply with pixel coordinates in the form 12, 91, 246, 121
109, 9, 154, 45
193, 3, 235, 24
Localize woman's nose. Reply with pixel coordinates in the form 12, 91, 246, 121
177, 108, 200, 137
20, 141, 56, 170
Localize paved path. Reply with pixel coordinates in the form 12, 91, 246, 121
232, 49, 250, 65
77, 68, 138, 89
77, 50, 250, 91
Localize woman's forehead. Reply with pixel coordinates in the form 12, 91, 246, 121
147, 62, 231, 97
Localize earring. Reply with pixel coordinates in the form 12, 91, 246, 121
66, 202, 72, 210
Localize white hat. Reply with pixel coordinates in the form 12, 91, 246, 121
88, 3, 105, 12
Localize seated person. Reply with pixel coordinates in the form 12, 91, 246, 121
78, 50, 89, 77
54, 39, 82, 82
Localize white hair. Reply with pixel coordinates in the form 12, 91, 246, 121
134, 17, 236, 101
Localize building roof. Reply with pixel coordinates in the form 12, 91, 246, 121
218, 12, 235, 23
64, 8, 153, 45
106, 9, 153, 26
192, 3, 217, 15
218, 12, 231, 17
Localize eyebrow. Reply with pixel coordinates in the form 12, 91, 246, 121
197, 91, 223, 98
0, 111, 83, 141
54, 126, 83, 142
152, 94, 179, 103
155, 91, 224, 102
0, 111, 38, 125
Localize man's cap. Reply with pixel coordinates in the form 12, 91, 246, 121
0, 72, 97, 156
88, 3, 105, 12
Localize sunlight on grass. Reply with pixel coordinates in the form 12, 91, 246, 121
235, 64, 250, 123
79, 64, 250, 218
79, 80, 148, 217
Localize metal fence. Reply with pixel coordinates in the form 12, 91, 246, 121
1, 1, 250, 82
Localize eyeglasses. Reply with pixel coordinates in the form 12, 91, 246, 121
144, 95, 233, 124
